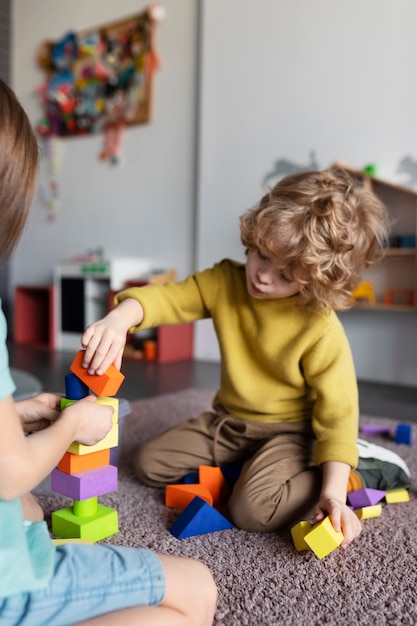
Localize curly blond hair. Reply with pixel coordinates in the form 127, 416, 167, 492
240, 167, 390, 311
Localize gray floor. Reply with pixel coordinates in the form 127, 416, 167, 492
7, 342, 417, 423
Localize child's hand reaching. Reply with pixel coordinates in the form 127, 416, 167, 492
81, 298, 144, 375
313, 497, 362, 549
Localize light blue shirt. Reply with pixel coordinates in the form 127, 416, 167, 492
0, 304, 55, 597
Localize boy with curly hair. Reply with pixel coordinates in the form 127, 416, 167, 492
82, 168, 390, 548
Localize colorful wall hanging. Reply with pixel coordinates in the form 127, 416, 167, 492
35, 6, 163, 165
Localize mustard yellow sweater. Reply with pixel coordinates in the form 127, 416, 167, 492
116, 259, 359, 467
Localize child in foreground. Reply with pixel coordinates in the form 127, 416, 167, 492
0, 79, 217, 626
82, 167, 390, 549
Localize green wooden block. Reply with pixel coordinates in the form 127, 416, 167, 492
73, 497, 98, 517
60, 397, 76, 410
52, 503, 118, 541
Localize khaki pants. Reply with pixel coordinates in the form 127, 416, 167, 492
134, 405, 321, 532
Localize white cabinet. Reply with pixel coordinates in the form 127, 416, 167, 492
54, 258, 153, 350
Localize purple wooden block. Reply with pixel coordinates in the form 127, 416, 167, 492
347, 487, 386, 509
51, 465, 118, 500
360, 424, 392, 437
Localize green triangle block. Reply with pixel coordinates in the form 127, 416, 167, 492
170, 496, 233, 538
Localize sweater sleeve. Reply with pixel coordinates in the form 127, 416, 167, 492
302, 316, 359, 468
115, 266, 220, 331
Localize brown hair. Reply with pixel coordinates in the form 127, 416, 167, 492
240, 167, 390, 311
0, 79, 39, 257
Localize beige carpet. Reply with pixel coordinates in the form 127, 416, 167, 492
37, 389, 417, 626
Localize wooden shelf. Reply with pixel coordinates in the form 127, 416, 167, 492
353, 302, 417, 313
335, 163, 417, 312
385, 248, 416, 257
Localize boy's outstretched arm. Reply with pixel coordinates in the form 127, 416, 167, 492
313, 460, 362, 549
81, 298, 144, 375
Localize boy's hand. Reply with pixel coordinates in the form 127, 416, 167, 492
81, 299, 143, 375
16, 393, 61, 432
313, 497, 362, 549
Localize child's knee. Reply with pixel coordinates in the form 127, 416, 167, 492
134, 442, 179, 487
134, 443, 160, 485
228, 490, 284, 532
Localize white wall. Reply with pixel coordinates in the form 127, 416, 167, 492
11, 0, 417, 386
11, 0, 198, 286
194, 0, 417, 386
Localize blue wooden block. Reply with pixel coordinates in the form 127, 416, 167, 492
395, 423, 412, 445
220, 463, 242, 487
183, 471, 199, 484
169, 496, 234, 539
65, 373, 89, 400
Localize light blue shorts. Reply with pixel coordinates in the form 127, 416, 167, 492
0, 543, 166, 626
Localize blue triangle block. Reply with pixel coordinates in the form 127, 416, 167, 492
169, 496, 234, 539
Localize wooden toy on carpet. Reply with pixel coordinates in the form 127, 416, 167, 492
291, 484, 410, 558
170, 496, 234, 539
347, 488, 386, 509
166, 464, 235, 539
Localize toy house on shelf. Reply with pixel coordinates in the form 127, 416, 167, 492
335, 164, 417, 312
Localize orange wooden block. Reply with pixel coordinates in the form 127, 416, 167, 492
70, 350, 125, 397
58, 449, 110, 474
198, 465, 229, 507
165, 484, 213, 510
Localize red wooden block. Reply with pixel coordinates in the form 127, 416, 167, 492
70, 350, 125, 396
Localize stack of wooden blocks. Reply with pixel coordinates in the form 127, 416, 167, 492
51, 350, 124, 542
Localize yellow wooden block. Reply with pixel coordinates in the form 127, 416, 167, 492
97, 396, 119, 424
385, 488, 410, 504
291, 520, 313, 551
304, 516, 344, 559
68, 422, 118, 455
61, 396, 118, 424
52, 538, 95, 545
354, 504, 382, 520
